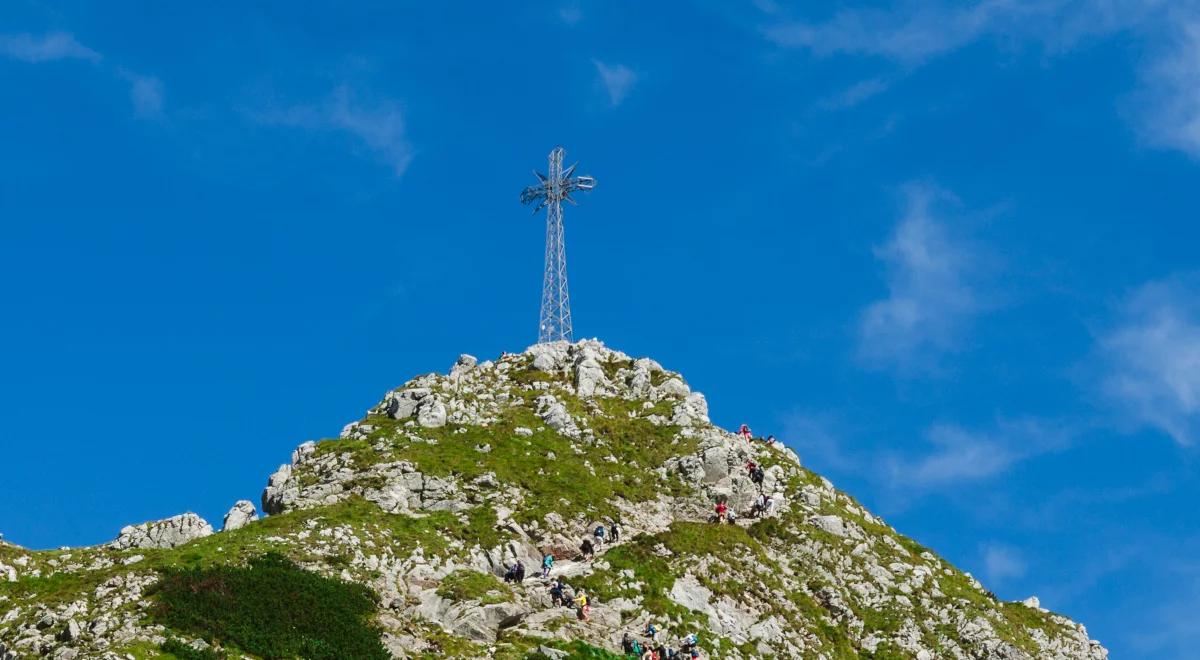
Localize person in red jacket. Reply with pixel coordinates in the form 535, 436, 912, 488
738, 424, 752, 442
715, 500, 728, 523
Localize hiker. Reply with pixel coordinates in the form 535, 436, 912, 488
738, 424, 752, 442
751, 466, 765, 486
645, 621, 658, 641
752, 494, 772, 517
574, 589, 590, 620
622, 632, 635, 654
681, 632, 698, 651
549, 579, 565, 606
745, 459, 757, 475
766, 434, 776, 446
609, 520, 621, 543
515, 561, 525, 582
714, 500, 728, 523
594, 523, 606, 546
503, 563, 518, 583
658, 645, 674, 659
640, 648, 654, 660
581, 538, 595, 559
542, 553, 554, 578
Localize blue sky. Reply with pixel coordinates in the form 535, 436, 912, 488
2, 1, 1199, 656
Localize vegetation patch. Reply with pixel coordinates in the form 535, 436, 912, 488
437, 569, 513, 605
150, 553, 388, 660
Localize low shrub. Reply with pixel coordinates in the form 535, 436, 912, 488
151, 553, 387, 660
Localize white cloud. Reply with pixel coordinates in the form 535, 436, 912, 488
2, 32, 167, 121
1135, 20, 1200, 158
119, 69, 164, 118
593, 60, 637, 107
762, 1, 1155, 64
763, 2, 1007, 63
817, 77, 890, 110
895, 424, 1017, 487
763, 2, 1200, 159
558, 2, 584, 25
1098, 275, 1200, 445
259, 86, 414, 177
857, 182, 984, 371
0, 31, 100, 63
886, 418, 1075, 491
981, 543, 1028, 583
782, 411, 856, 472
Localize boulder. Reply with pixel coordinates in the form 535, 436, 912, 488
452, 354, 478, 375
384, 388, 431, 420
417, 397, 448, 428
222, 500, 258, 531
657, 377, 690, 397
261, 463, 296, 515
108, 513, 213, 550
573, 355, 608, 397
672, 392, 710, 426
812, 514, 846, 537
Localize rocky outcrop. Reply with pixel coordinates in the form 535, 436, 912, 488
107, 513, 212, 550
222, 500, 258, 531
1, 340, 1108, 660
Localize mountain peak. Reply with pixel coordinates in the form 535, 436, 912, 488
0, 342, 1107, 659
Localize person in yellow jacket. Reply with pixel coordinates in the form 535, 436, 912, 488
574, 590, 590, 620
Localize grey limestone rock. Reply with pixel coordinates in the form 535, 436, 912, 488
222, 500, 258, 531
108, 513, 213, 550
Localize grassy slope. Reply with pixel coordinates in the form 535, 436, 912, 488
0, 354, 1077, 659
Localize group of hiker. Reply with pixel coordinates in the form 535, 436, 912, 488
737, 423, 776, 447
503, 561, 526, 583
547, 575, 592, 621
622, 628, 703, 659
580, 520, 620, 559
497, 426, 791, 657
712, 428, 779, 525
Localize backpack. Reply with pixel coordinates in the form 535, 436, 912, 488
632, 640, 642, 654
595, 525, 605, 537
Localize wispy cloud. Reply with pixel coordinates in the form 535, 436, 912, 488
981, 543, 1027, 584
593, 60, 638, 107
857, 182, 987, 372
781, 411, 857, 472
1134, 19, 1200, 158
2, 31, 164, 121
761, 1, 1153, 64
763, 2, 1008, 64
762, 2, 1200, 158
119, 69, 164, 119
558, 2, 584, 26
885, 418, 1075, 491
0, 31, 100, 63
1097, 274, 1200, 445
257, 86, 414, 177
817, 77, 890, 110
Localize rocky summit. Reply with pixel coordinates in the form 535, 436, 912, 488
0, 341, 1107, 659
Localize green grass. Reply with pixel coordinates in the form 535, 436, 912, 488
150, 552, 388, 660
437, 569, 513, 605
160, 638, 223, 660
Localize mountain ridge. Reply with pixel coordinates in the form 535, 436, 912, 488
0, 340, 1107, 659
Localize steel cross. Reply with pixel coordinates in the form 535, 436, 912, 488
520, 147, 595, 344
